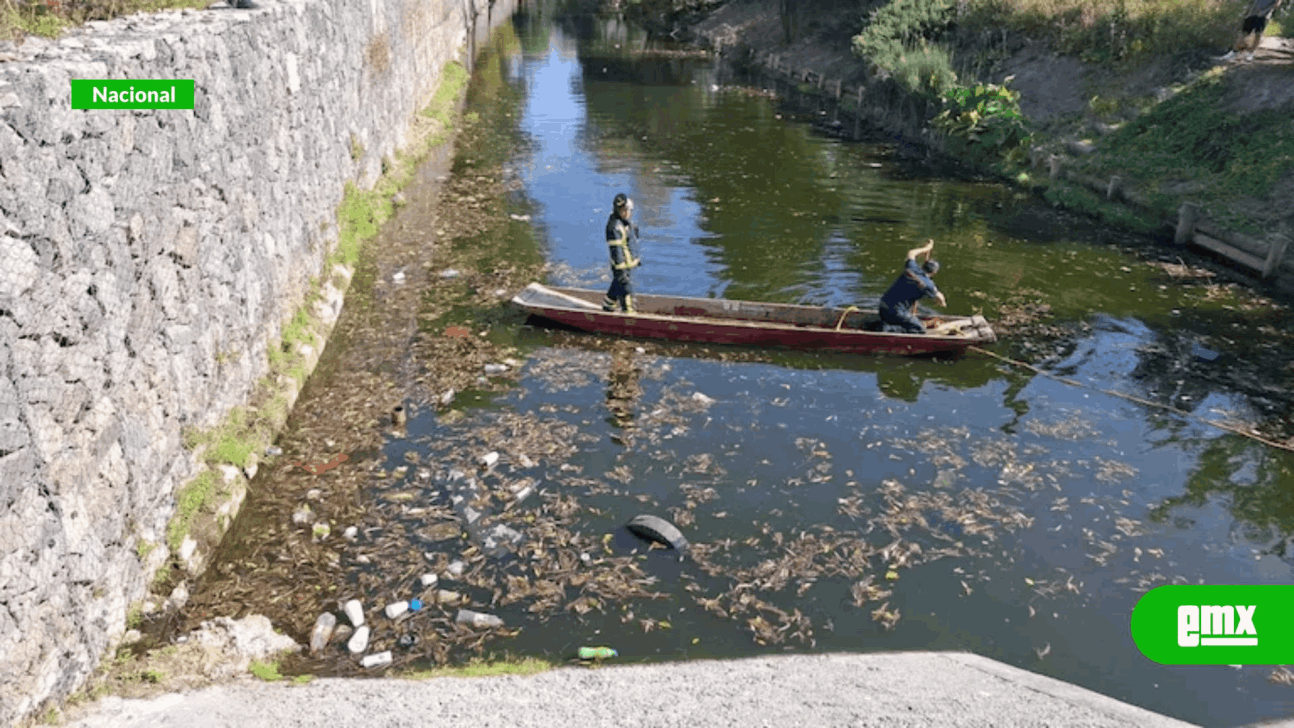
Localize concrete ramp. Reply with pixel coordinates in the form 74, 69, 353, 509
65, 651, 1204, 728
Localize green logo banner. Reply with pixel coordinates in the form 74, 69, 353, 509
1131, 584, 1294, 665
71, 79, 194, 110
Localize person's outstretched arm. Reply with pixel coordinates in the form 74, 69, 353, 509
906, 239, 935, 261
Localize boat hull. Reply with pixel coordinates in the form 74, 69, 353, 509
511, 284, 995, 357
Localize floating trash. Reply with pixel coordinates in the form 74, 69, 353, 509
309, 613, 336, 655
347, 625, 370, 654
291, 505, 313, 526
343, 599, 365, 628
456, 609, 504, 629
625, 514, 689, 558
1192, 343, 1220, 363
577, 646, 618, 660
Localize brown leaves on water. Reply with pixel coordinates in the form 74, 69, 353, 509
1270, 666, 1294, 686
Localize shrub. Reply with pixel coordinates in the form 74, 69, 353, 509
854, 0, 959, 97
933, 79, 1032, 166
854, 0, 957, 56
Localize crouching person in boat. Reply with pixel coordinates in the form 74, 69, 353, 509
878, 239, 946, 334
603, 193, 641, 313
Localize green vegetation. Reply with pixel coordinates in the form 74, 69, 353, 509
933, 81, 1032, 169
853, 0, 958, 97
182, 405, 257, 468
959, 0, 1241, 63
1094, 72, 1294, 231
140, 668, 165, 684
336, 60, 470, 270
421, 60, 470, 134
166, 468, 218, 551
854, 1, 1033, 167
1042, 181, 1164, 235
249, 660, 283, 681
1, 0, 207, 41
134, 538, 156, 562
401, 656, 552, 680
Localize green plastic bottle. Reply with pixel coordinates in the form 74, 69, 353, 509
577, 646, 618, 660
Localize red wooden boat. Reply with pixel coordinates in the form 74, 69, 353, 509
511, 283, 996, 357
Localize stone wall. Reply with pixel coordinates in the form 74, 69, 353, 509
0, 0, 512, 723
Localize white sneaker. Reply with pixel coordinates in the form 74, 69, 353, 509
1217, 50, 1236, 61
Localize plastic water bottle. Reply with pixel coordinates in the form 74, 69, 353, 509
577, 646, 618, 660
309, 613, 336, 655
360, 651, 392, 668
384, 601, 409, 619
455, 609, 504, 628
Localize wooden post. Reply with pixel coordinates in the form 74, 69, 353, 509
854, 85, 865, 138
1175, 203, 1199, 247
1048, 154, 1062, 181
1106, 175, 1121, 201
1263, 231, 1290, 279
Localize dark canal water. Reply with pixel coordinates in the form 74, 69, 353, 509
193, 7, 1294, 728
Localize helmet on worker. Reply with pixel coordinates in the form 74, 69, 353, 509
614, 193, 634, 219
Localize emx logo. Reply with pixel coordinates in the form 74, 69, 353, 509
1132, 585, 1293, 664
1178, 605, 1257, 647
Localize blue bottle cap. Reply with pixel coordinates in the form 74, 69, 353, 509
410, 599, 422, 611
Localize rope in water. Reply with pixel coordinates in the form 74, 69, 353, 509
967, 345, 1294, 454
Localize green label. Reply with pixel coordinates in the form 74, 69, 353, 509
1130, 584, 1294, 665
71, 79, 194, 109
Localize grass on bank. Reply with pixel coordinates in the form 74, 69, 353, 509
333, 60, 469, 270
401, 656, 553, 680
1089, 70, 1294, 233
0, 0, 207, 41
959, 0, 1251, 63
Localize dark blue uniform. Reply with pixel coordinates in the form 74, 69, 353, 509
879, 259, 940, 334
603, 214, 640, 312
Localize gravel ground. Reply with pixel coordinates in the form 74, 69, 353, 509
66, 652, 1201, 728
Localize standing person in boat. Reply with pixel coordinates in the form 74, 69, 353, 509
878, 239, 947, 334
603, 193, 642, 313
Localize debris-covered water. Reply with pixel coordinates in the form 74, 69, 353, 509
172, 7, 1294, 728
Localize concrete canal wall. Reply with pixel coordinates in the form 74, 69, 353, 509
0, 0, 513, 723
